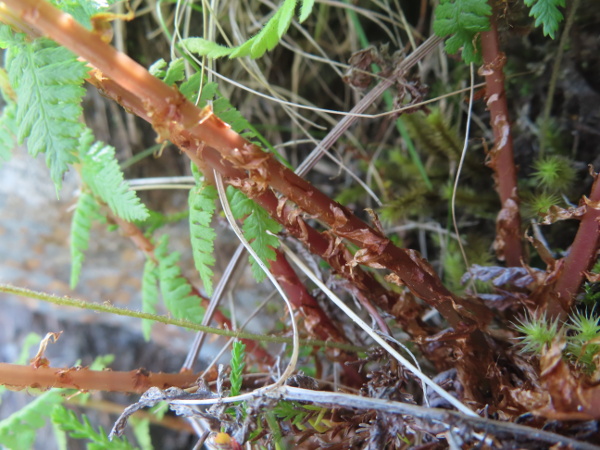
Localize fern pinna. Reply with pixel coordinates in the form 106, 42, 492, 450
0, 25, 88, 190
155, 235, 205, 324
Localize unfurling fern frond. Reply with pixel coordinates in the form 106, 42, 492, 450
0, 27, 89, 190
70, 191, 102, 289
227, 186, 282, 282
141, 258, 159, 341
79, 130, 149, 222
524, 0, 565, 39
155, 236, 204, 324
51, 406, 135, 450
0, 390, 64, 449
189, 182, 218, 296
182, 0, 315, 59
433, 0, 491, 64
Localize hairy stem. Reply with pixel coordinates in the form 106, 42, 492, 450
0, 283, 365, 352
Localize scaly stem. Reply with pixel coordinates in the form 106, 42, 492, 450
552, 173, 600, 315
480, 13, 523, 267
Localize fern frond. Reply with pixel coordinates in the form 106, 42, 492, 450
433, 0, 491, 64
149, 58, 186, 86
51, 406, 135, 450
0, 102, 16, 164
79, 131, 149, 222
141, 258, 159, 341
0, 27, 88, 190
155, 236, 205, 323
70, 191, 102, 289
182, 0, 315, 59
189, 182, 217, 296
524, 0, 565, 39
227, 186, 282, 282
229, 340, 246, 397
0, 390, 64, 449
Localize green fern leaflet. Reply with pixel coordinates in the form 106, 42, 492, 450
227, 186, 282, 282
70, 191, 102, 289
0, 27, 88, 190
182, 0, 315, 59
524, 0, 565, 39
433, 0, 491, 64
51, 407, 136, 450
155, 236, 205, 323
189, 182, 218, 296
141, 258, 159, 341
78, 130, 149, 222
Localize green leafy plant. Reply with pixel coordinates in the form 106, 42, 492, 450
188, 178, 218, 296
433, 0, 492, 64
530, 155, 576, 193
182, 0, 315, 59
51, 407, 136, 450
524, 0, 565, 39
226, 186, 282, 282
70, 191, 102, 288
0, 26, 88, 189
155, 236, 205, 323
229, 340, 246, 397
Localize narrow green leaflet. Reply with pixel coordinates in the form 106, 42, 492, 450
51, 407, 136, 450
433, 0, 491, 64
70, 191, 102, 289
141, 258, 159, 341
524, 0, 565, 39
0, 102, 16, 164
0, 390, 65, 449
229, 340, 246, 397
0, 27, 88, 190
182, 0, 315, 59
227, 186, 282, 282
155, 236, 205, 324
79, 131, 149, 222
189, 183, 218, 296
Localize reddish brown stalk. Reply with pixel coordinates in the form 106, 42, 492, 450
0, 363, 200, 393
480, 14, 523, 267
111, 215, 275, 365
551, 172, 600, 316
1, 0, 479, 331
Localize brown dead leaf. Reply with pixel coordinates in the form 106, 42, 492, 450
31, 331, 62, 369
537, 337, 600, 419
540, 204, 587, 225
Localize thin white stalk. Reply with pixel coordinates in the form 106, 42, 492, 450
451, 63, 476, 292
169, 386, 600, 450
276, 241, 476, 417
213, 170, 299, 387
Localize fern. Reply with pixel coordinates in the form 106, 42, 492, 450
226, 186, 282, 282
0, 102, 16, 164
0, 27, 89, 190
70, 191, 102, 289
524, 0, 565, 39
51, 407, 136, 450
141, 258, 159, 341
78, 130, 149, 222
189, 181, 218, 296
0, 390, 65, 449
229, 341, 246, 397
182, 0, 315, 59
155, 236, 205, 323
433, 0, 492, 64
